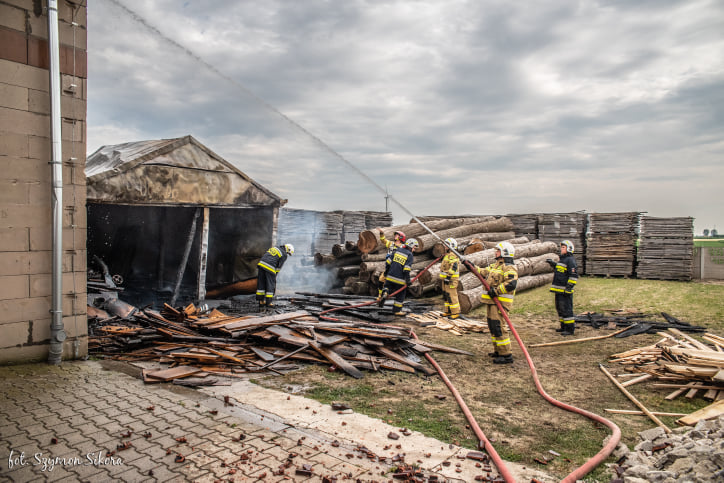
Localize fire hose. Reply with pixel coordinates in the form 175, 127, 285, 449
317, 236, 621, 482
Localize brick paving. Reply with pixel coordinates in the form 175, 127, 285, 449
0, 361, 403, 482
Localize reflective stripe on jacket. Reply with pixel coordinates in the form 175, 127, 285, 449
478, 258, 518, 307
258, 246, 288, 274
550, 253, 578, 294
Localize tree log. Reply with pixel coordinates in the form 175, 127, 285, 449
336, 265, 360, 278
419, 240, 558, 285
455, 253, 558, 291
357, 216, 497, 253
432, 232, 518, 257
461, 236, 531, 256
315, 252, 362, 267
413, 218, 515, 252
458, 273, 554, 313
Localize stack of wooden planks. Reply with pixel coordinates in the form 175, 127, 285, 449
505, 213, 539, 241
586, 212, 640, 277
608, 328, 724, 403
407, 311, 489, 335
636, 216, 694, 281
537, 212, 587, 274
89, 302, 471, 382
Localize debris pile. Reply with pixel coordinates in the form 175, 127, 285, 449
611, 416, 724, 482
89, 297, 472, 382
576, 311, 707, 337
608, 328, 724, 405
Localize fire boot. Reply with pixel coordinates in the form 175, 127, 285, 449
493, 354, 514, 364
258, 301, 266, 312
488, 351, 499, 358
266, 298, 275, 309
377, 288, 388, 308
555, 321, 565, 332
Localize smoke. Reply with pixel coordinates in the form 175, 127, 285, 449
276, 258, 338, 295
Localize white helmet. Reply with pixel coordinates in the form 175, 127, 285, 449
406, 238, 419, 250
445, 238, 458, 250
561, 240, 574, 253
495, 241, 515, 258
283, 243, 295, 256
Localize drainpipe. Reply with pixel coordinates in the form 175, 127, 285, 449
47, 0, 66, 364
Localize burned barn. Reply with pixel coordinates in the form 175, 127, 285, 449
85, 135, 286, 306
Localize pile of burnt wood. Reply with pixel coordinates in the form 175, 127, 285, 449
88, 294, 471, 382
315, 216, 560, 313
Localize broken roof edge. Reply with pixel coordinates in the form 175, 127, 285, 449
86, 135, 286, 206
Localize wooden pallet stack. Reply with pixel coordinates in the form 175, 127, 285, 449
506, 213, 539, 241
586, 212, 640, 276
537, 212, 587, 274
636, 216, 694, 281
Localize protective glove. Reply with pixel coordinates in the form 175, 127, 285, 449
565, 283, 575, 293
378, 228, 385, 236
488, 288, 497, 298
443, 278, 451, 285
546, 259, 556, 268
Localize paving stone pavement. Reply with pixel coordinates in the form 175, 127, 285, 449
0, 361, 460, 482
0, 361, 410, 482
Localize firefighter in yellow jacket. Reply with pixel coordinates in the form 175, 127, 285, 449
439, 238, 461, 319
477, 241, 518, 364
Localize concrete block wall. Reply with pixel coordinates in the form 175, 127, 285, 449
0, 0, 87, 363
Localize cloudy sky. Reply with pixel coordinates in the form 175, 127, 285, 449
88, 0, 724, 234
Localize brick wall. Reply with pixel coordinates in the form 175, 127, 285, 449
0, 0, 87, 363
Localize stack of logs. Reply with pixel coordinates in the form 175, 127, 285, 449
314, 216, 560, 313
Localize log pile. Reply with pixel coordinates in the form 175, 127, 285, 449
637, 216, 694, 281
537, 212, 587, 274
89, 300, 463, 381
316, 217, 520, 297
586, 212, 640, 277
311, 217, 560, 312
608, 329, 724, 403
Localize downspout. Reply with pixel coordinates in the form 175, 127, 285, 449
47, 0, 66, 364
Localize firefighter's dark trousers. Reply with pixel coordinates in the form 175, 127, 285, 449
256, 268, 277, 304
555, 292, 575, 333
383, 279, 407, 314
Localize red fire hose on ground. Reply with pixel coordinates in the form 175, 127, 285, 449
316, 252, 621, 482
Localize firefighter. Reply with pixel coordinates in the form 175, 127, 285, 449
256, 243, 294, 309
378, 238, 418, 316
376, 228, 406, 297
477, 241, 518, 364
439, 238, 461, 319
546, 240, 578, 336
